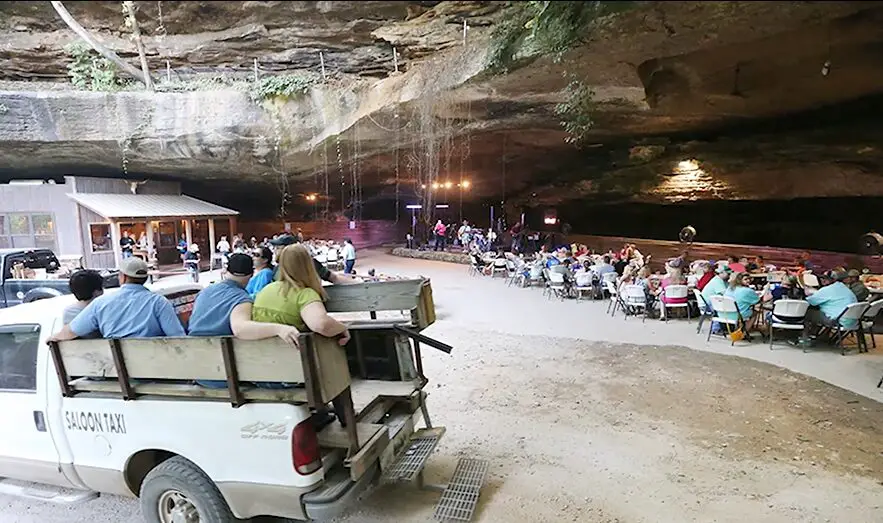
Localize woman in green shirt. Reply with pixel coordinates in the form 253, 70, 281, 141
253, 244, 351, 345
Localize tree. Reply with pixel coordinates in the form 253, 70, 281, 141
121, 1, 153, 91
50, 0, 153, 87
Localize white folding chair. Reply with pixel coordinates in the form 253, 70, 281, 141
801, 272, 820, 289
708, 295, 744, 346
326, 248, 341, 270
574, 272, 593, 301
492, 258, 508, 278
621, 284, 647, 322
826, 302, 870, 355
661, 284, 690, 322
768, 299, 809, 350
547, 271, 567, 301
860, 299, 883, 350
314, 252, 328, 265
693, 289, 713, 335
605, 280, 620, 315
505, 259, 518, 286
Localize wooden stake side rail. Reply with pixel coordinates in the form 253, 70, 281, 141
50, 334, 351, 409
324, 278, 436, 330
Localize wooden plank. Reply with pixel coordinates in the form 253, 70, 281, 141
59, 337, 309, 383
324, 279, 426, 313
350, 379, 423, 413
318, 422, 384, 449
69, 378, 309, 402
311, 336, 352, 405
346, 425, 390, 482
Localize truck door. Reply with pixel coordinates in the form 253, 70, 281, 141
1, 254, 25, 308
0, 323, 72, 487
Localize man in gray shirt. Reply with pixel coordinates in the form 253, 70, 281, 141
62, 270, 105, 334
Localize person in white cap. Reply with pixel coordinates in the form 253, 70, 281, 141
183, 243, 201, 283
49, 257, 185, 341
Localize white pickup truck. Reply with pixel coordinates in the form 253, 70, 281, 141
0, 279, 483, 522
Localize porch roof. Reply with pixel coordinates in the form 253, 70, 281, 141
68, 193, 238, 220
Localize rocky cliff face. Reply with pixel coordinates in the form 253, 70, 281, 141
2, 1, 883, 219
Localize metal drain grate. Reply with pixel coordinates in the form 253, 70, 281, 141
433, 458, 488, 522
381, 430, 442, 483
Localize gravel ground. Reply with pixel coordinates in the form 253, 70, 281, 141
3, 251, 883, 523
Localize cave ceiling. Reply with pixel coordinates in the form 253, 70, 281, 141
3, 1, 883, 217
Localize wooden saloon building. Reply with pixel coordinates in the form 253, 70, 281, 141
0, 176, 238, 269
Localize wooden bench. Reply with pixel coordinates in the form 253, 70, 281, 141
324, 278, 436, 330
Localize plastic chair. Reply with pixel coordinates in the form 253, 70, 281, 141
860, 299, 883, 350
768, 299, 809, 350
547, 271, 567, 301
802, 272, 820, 289
574, 271, 593, 301
326, 248, 341, 270
708, 295, 744, 346
661, 284, 690, 322
621, 284, 647, 322
605, 280, 620, 316
492, 258, 508, 278
693, 289, 713, 335
827, 302, 870, 355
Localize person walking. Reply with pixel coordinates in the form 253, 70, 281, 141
342, 238, 357, 274
433, 220, 447, 251
120, 231, 135, 259
183, 243, 201, 283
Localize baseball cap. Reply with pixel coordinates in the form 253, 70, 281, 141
269, 234, 298, 246
120, 257, 149, 278
226, 253, 254, 277
715, 265, 731, 275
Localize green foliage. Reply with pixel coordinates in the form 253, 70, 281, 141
554, 80, 596, 145
64, 42, 121, 92
487, 1, 635, 74
248, 74, 319, 103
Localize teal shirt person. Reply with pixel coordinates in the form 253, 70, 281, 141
806, 281, 858, 327
702, 275, 728, 302
246, 267, 275, 299
721, 286, 760, 321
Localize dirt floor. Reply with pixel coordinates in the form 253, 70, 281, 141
3, 252, 883, 523
332, 327, 883, 523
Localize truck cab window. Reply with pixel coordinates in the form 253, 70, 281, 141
0, 324, 40, 391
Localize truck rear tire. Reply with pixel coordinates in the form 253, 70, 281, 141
140, 455, 237, 523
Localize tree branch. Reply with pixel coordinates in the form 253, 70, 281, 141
122, 1, 153, 91
50, 0, 151, 86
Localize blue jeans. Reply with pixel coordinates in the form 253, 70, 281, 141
344, 259, 355, 274
122, 251, 132, 259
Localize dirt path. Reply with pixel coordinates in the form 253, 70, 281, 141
337, 329, 883, 523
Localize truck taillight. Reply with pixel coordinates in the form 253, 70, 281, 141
291, 419, 321, 475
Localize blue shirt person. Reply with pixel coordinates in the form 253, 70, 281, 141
186, 254, 301, 388
722, 285, 760, 322
806, 280, 858, 328
49, 258, 185, 342
245, 246, 276, 299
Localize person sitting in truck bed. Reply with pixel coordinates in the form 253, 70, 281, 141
187, 253, 301, 388
48, 257, 185, 342
62, 269, 105, 338
253, 244, 350, 346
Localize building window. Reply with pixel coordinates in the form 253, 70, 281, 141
0, 324, 40, 391
0, 213, 56, 251
89, 223, 112, 253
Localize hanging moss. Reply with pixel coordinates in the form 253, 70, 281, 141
487, 1, 636, 74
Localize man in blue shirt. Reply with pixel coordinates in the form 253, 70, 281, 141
188, 254, 299, 343
187, 254, 300, 388
805, 272, 859, 330
49, 258, 185, 340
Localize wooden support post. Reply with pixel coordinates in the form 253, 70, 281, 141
229, 216, 237, 238
110, 220, 122, 269
145, 220, 155, 266
220, 337, 244, 407
48, 341, 74, 397
184, 219, 193, 247
109, 339, 135, 400
207, 218, 216, 270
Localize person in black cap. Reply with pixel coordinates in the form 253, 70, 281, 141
188, 253, 300, 344
269, 234, 360, 285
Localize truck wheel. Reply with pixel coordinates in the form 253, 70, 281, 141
140, 456, 237, 523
